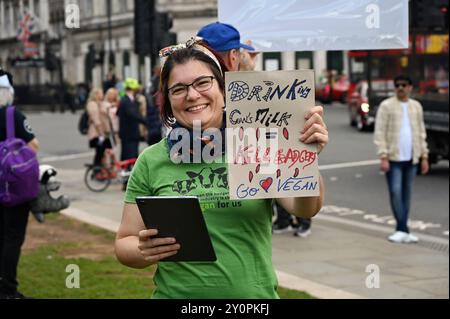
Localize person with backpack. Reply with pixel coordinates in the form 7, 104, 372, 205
0, 70, 40, 299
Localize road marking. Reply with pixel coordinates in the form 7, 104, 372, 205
40, 152, 93, 163
319, 160, 379, 171
330, 176, 338, 181
322, 205, 445, 232
316, 213, 449, 246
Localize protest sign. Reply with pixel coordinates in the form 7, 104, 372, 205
226, 70, 320, 200
219, 0, 409, 51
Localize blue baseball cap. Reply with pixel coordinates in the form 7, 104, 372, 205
197, 22, 255, 52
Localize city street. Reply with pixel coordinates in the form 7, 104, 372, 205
26, 103, 449, 240
1, 0, 448, 303
23, 104, 449, 299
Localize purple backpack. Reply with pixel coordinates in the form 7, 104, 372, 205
0, 106, 39, 207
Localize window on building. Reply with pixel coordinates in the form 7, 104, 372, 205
112, 0, 119, 13
33, 0, 40, 18
22, 0, 29, 12
13, 1, 20, 30
49, 0, 65, 23
111, 0, 127, 14
97, 0, 107, 16
123, 50, 130, 79
326, 51, 344, 75
263, 52, 282, 71
126, 0, 133, 11
296, 52, 313, 70
120, 0, 128, 12
5, 3, 11, 34
80, 0, 93, 18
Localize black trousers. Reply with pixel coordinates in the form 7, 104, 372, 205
120, 139, 139, 161
89, 137, 113, 166
0, 203, 30, 295
274, 202, 312, 229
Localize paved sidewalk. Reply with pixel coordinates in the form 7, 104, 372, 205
55, 168, 449, 299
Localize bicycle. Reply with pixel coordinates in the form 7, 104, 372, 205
84, 148, 137, 192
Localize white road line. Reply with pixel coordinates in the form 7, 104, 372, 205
40, 152, 93, 163
319, 160, 379, 171
322, 205, 445, 233
316, 214, 449, 246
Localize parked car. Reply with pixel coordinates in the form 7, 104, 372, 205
347, 79, 394, 131
413, 91, 449, 165
316, 74, 350, 104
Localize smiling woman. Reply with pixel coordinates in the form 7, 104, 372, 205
167, 61, 223, 130
159, 47, 226, 129
114, 40, 327, 299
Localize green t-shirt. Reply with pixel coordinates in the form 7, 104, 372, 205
125, 138, 279, 299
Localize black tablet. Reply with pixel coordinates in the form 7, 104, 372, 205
136, 196, 217, 262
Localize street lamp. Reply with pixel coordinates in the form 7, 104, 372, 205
106, 0, 114, 69
47, 1, 66, 112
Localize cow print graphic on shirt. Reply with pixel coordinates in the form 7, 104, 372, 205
172, 167, 228, 194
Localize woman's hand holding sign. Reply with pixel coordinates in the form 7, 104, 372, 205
300, 105, 328, 154
276, 105, 327, 219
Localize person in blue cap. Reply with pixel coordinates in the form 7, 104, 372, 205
197, 22, 256, 72
198, 22, 313, 238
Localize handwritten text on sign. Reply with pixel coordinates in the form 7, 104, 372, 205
226, 70, 320, 200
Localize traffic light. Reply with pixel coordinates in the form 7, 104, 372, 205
98, 50, 105, 65
134, 0, 155, 55
160, 32, 177, 49
412, 0, 449, 32
45, 46, 59, 71
153, 11, 174, 51
86, 44, 96, 69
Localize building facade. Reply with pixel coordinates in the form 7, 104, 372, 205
64, 0, 136, 88
0, 0, 345, 94
0, 0, 50, 86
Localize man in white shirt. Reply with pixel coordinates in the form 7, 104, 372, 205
374, 75, 429, 244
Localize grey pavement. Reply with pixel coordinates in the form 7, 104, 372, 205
54, 167, 449, 299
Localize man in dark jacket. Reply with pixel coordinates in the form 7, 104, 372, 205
117, 78, 147, 161
146, 66, 162, 146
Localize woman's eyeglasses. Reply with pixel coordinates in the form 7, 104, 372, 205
168, 76, 215, 98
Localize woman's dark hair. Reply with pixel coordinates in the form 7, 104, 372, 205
159, 46, 226, 126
